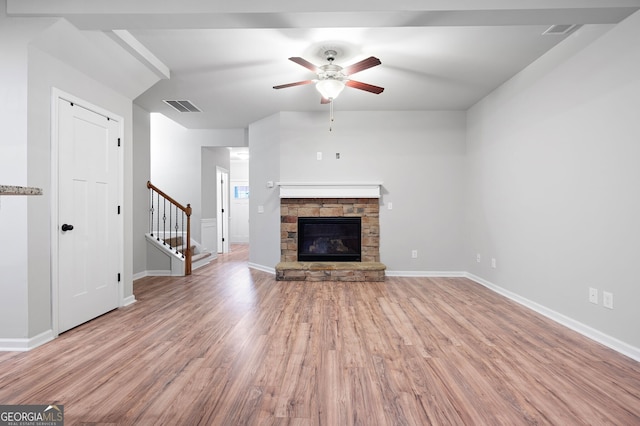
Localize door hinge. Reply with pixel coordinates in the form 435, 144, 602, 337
117, 205, 121, 214
118, 273, 121, 282
117, 138, 121, 147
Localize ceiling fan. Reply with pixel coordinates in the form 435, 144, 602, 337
273, 50, 384, 103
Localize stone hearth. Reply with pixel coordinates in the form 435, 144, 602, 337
276, 261, 386, 282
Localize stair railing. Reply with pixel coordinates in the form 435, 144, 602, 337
147, 181, 192, 275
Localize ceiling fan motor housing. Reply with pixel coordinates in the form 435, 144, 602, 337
318, 63, 344, 81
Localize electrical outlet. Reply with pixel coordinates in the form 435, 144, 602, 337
589, 287, 598, 304
388, 202, 393, 210
411, 250, 418, 259
491, 258, 497, 268
476, 254, 481, 263
316, 151, 322, 160
603, 291, 613, 309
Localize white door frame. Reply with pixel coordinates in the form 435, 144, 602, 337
216, 167, 230, 253
50, 88, 124, 336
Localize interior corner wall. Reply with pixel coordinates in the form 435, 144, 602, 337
133, 104, 151, 276
248, 113, 281, 269
466, 13, 640, 349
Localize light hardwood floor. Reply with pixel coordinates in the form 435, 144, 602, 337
0, 244, 639, 425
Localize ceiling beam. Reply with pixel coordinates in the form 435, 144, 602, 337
7, 1, 640, 30
109, 30, 171, 79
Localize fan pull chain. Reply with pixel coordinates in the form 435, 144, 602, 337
329, 99, 334, 131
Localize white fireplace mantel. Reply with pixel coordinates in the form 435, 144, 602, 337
277, 182, 382, 198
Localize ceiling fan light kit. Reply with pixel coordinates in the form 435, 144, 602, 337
273, 48, 384, 130
315, 78, 345, 100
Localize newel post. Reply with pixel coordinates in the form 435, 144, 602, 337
185, 203, 192, 276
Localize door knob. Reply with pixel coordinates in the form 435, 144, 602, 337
61, 224, 74, 231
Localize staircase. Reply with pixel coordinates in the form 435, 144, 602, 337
146, 181, 213, 276
145, 232, 213, 276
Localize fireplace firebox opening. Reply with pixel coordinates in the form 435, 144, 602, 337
298, 217, 361, 262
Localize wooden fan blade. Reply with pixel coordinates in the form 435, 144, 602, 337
342, 56, 381, 75
345, 80, 384, 94
289, 57, 319, 73
273, 80, 314, 89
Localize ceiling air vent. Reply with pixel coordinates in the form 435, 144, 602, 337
163, 100, 202, 113
542, 24, 579, 35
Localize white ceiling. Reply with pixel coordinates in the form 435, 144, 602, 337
8, 0, 640, 129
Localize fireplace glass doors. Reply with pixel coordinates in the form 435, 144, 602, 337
297, 217, 361, 262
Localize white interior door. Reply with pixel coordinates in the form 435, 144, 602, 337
57, 98, 120, 333
230, 180, 249, 243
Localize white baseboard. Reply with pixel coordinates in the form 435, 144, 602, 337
122, 295, 137, 307
132, 270, 148, 280
386, 270, 466, 277
134, 270, 172, 280
0, 329, 54, 352
248, 262, 275, 274
465, 273, 640, 363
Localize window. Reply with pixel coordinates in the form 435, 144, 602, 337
234, 185, 249, 199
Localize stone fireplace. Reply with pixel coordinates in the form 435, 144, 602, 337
276, 182, 386, 281
280, 197, 380, 262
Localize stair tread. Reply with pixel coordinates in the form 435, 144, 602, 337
147, 233, 211, 264
192, 252, 212, 261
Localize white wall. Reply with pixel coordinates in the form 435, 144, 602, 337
231, 157, 249, 181
133, 104, 151, 276
201, 147, 230, 220
1, 6, 159, 343
248, 114, 281, 269
249, 110, 467, 272
230, 156, 250, 243
466, 14, 640, 349
149, 113, 245, 242
27, 32, 137, 337
0, 3, 54, 341
286, 111, 467, 272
